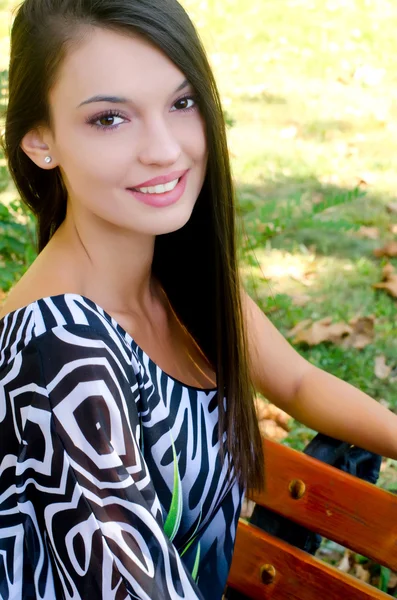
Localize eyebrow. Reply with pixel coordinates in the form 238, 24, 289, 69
77, 78, 191, 108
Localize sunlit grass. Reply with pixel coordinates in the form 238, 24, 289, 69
179, 0, 397, 418
0, 0, 396, 416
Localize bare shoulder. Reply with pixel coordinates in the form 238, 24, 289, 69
0, 249, 81, 320
0, 273, 50, 319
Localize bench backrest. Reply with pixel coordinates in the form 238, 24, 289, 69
227, 438, 397, 599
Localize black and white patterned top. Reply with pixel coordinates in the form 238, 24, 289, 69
0, 293, 243, 600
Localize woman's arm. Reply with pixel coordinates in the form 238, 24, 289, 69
241, 290, 397, 459
10, 325, 204, 600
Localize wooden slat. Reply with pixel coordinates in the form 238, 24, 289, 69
247, 439, 397, 570
228, 521, 389, 600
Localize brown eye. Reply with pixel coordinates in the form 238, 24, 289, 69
171, 96, 196, 112
88, 111, 126, 130
99, 115, 116, 127
176, 98, 189, 109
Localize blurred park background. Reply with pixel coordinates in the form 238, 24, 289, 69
1, 0, 397, 590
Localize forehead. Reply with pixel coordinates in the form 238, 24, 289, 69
50, 26, 186, 105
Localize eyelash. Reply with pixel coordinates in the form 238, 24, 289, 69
86, 94, 198, 131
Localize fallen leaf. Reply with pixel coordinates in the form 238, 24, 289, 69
357, 226, 379, 239
240, 498, 255, 520
354, 564, 371, 583
373, 241, 397, 258
344, 316, 375, 350
374, 280, 397, 298
338, 549, 353, 573
254, 399, 291, 431
290, 268, 318, 287
373, 263, 397, 298
255, 399, 291, 441
374, 355, 392, 380
382, 262, 396, 279
389, 224, 397, 234
288, 316, 374, 348
288, 318, 313, 338
258, 419, 289, 441
290, 317, 352, 346
386, 202, 397, 214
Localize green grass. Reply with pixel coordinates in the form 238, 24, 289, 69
1, 0, 397, 474
181, 0, 397, 495
1, 0, 397, 590
181, 0, 397, 418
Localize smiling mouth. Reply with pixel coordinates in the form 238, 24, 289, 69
130, 177, 182, 195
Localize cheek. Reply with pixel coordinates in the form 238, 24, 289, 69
182, 117, 207, 163
56, 124, 133, 184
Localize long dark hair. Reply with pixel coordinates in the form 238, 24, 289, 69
3, 0, 264, 491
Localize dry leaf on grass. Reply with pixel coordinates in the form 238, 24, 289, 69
389, 224, 397, 235
258, 419, 289, 441
254, 398, 291, 430
382, 262, 396, 279
374, 355, 392, 380
240, 498, 255, 520
386, 202, 397, 214
373, 241, 397, 258
354, 564, 371, 584
357, 226, 379, 239
347, 316, 376, 350
254, 398, 291, 441
338, 549, 353, 573
288, 316, 375, 348
288, 318, 313, 338
373, 263, 397, 298
289, 317, 351, 346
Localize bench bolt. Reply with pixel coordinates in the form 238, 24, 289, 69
260, 564, 276, 585
289, 479, 306, 499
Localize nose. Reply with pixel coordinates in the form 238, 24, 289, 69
138, 118, 182, 166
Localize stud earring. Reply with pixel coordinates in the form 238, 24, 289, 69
44, 156, 52, 164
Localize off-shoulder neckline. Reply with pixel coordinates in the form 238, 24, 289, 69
0, 292, 218, 393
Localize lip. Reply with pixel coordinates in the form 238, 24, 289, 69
127, 169, 189, 208
131, 169, 189, 189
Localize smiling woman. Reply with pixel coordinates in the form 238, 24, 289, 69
0, 1, 264, 599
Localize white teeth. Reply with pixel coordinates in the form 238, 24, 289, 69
136, 178, 179, 194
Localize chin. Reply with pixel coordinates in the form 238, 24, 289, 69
150, 204, 196, 236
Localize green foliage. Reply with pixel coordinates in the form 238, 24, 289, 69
0, 165, 8, 193
239, 186, 364, 254
223, 110, 235, 128
0, 199, 37, 292
380, 565, 391, 593
0, 69, 8, 109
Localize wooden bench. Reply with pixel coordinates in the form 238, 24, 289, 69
227, 438, 397, 599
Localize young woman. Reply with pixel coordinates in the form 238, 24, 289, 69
0, 0, 396, 598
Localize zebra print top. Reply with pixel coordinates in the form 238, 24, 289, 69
0, 293, 243, 600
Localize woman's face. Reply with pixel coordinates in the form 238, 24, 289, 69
43, 27, 208, 235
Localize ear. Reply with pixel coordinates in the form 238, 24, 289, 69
20, 127, 58, 169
